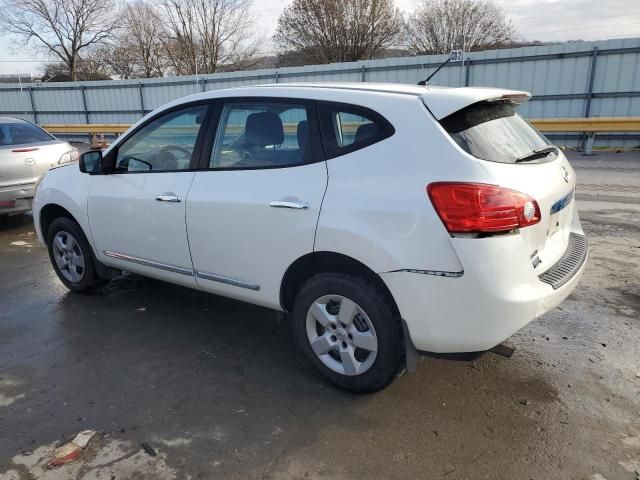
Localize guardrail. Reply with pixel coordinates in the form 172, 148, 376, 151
43, 117, 640, 154
43, 124, 130, 148
529, 117, 640, 154
530, 117, 640, 132
43, 124, 131, 134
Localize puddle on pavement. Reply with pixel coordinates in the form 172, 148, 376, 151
0, 377, 26, 408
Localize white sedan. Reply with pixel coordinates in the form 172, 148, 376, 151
33, 83, 588, 392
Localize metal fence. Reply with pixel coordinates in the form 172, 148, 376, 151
1, 37, 639, 147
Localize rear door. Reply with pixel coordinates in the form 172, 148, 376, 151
186, 97, 327, 309
437, 99, 577, 268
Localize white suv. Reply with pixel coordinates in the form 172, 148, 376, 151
33, 83, 588, 392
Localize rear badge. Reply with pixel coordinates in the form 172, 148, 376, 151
550, 189, 575, 215
561, 165, 569, 183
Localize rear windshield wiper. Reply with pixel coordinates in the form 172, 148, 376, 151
515, 146, 558, 163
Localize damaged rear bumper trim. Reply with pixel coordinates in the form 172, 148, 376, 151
388, 268, 464, 278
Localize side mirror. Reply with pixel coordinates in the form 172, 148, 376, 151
79, 150, 104, 174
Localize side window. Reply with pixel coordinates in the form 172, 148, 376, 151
318, 102, 394, 159
210, 102, 311, 169
115, 105, 207, 172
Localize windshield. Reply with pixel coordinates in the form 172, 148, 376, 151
440, 101, 557, 164
0, 121, 53, 146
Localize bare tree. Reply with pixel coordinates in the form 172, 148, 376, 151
0, 0, 119, 81
121, 1, 168, 77
274, 0, 403, 64
159, 0, 261, 75
95, 44, 137, 79
98, 1, 168, 79
40, 57, 111, 82
404, 0, 517, 55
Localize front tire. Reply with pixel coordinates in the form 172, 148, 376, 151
47, 217, 101, 293
292, 273, 404, 393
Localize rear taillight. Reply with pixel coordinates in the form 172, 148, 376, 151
0, 200, 16, 208
427, 182, 541, 234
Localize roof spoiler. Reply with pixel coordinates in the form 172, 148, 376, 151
488, 93, 531, 104
420, 88, 532, 120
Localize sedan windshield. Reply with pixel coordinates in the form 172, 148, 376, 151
440, 100, 557, 164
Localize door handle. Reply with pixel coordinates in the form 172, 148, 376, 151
155, 194, 182, 202
270, 200, 309, 210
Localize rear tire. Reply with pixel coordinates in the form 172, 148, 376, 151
292, 273, 404, 393
46, 217, 102, 293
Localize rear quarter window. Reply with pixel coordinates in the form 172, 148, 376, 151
318, 102, 394, 159
440, 101, 556, 164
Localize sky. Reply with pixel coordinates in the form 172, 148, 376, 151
1, 0, 639, 75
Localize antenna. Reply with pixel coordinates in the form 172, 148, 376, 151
417, 57, 452, 86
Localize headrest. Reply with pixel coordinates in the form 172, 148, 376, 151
297, 120, 309, 148
354, 122, 378, 144
245, 112, 284, 146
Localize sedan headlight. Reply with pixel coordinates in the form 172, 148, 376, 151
58, 148, 80, 165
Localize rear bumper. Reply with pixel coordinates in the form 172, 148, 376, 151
380, 229, 588, 353
0, 182, 35, 215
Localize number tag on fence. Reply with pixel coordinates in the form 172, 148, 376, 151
450, 50, 464, 62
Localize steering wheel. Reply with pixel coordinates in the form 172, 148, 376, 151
160, 144, 191, 157
157, 145, 192, 170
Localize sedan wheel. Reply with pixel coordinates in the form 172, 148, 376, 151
52, 230, 86, 283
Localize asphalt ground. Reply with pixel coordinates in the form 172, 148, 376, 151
0, 150, 639, 480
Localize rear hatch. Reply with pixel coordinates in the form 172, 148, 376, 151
429, 94, 576, 271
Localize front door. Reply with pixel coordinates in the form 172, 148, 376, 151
186, 98, 327, 308
88, 104, 210, 287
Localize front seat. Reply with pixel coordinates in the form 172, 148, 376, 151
245, 112, 284, 147
241, 112, 285, 166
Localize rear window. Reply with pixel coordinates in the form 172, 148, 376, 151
0, 122, 52, 146
440, 101, 556, 164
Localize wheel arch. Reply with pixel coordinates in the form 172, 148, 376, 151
39, 203, 118, 281
40, 203, 78, 239
280, 251, 401, 318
